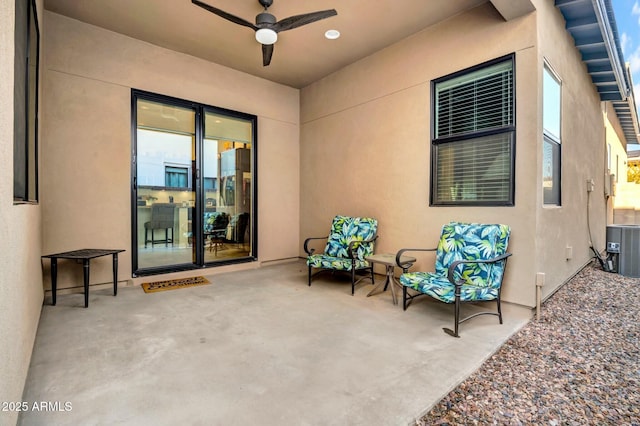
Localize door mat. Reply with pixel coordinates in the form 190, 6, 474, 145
141, 276, 210, 293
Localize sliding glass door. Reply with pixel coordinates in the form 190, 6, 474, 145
132, 90, 256, 276
202, 110, 254, 263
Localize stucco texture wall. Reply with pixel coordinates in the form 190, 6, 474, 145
534, 0, 608, 301
41, 12, 301, 290
0, 1, 45, 424
300, 3, 540, 306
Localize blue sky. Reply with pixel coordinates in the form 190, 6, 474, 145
612, 0, 640, 149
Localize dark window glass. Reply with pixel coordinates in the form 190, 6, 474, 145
543, 65, 561, 205
432, 55, 515, 206
165, 166, 188, 188
13, 0, 39, 203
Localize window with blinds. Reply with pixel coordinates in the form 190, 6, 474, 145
431, 55, 515, 206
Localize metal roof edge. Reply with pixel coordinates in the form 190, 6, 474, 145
556, 0, 639, 144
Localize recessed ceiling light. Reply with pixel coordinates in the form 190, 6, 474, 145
325, 29, 340, 40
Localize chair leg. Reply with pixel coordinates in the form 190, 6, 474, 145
402, 286, 408, 311
444, 288, 461, 338
308, 265, 312, 287
145, 229, 148, 248
453, 297, 460, 337
497, 296, 503, 324
370, 267, 375, 285
351, 268, 356, 295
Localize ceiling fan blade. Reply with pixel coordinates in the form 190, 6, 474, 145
192, 0, 257, 30
274, 9, 337, 32
262, 44, 274, 67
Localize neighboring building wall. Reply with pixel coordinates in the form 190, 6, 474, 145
603, 102, 636, 224
603, 103, 640, 225
0, 1, 45, 424
612, 180, 640, 224
42, 12, 301, 291
535, 0, 609, 301
604, 103, 628, 187
300, 3, 540, 306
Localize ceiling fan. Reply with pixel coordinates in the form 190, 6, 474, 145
192, 0, 337, 66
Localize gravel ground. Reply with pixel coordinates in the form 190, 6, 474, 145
419, 261, 640, 425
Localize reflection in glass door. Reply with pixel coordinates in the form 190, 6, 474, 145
132, 91, 257, 276
202, 112, 253, 263
134, 97, 196, 271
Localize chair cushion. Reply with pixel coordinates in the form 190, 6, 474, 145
203, 212, 228, 233
307, 254, 370, 271
323, 216, 378, 259
400, 272, 499, 303
434, 222, 509, 288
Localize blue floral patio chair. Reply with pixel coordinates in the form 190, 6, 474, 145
304, 215, 378, 295
396, 222, 511, 337
202, 212, 229, 252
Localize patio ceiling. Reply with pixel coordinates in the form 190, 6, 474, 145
556, 0, 640, 144
43, 0, 489, 89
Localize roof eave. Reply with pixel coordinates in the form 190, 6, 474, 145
556, 0, 639, 144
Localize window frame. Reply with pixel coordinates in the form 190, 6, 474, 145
430, 54, 516, 207
542, 61, 562, 206
13, 0, 40, 204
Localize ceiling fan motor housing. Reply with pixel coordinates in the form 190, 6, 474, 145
256, 12, 276, 27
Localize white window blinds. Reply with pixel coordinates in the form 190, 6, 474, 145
436, 61, 513, 139
435, 134, 512, 203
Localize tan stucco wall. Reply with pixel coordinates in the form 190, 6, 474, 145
41, 12, 300, 290
300, 3, 539, 306
534, 0, 608, 301
0, 1, 45, 424
300, 1, 610, 307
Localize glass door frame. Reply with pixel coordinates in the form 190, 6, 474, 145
131, 89, 258, 277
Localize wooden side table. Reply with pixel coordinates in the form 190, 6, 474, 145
41, 249, 125, 308
365, 253, 416, 305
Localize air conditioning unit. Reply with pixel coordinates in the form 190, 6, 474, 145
606, 224, 640, 277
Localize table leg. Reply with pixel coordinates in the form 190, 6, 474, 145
113, 253, 119, 296
51, 258, 58, 306
83, 259, 90, 308
388, 265, 398, 305
367, 273, 390, 297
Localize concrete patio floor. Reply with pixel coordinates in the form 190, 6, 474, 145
19, 260, 532, 425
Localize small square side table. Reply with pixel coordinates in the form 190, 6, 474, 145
365, 253, 416, 305
41, 249, 125, 308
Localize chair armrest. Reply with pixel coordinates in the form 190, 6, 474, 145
304, 236, 328, 255
395, 248, 436, 271
347, 235, 379, 259
447, 252, 512, 285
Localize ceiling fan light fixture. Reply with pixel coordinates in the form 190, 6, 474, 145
192, 0, 338, 65
325, 29, 340, 40
256, 28, 278, 45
